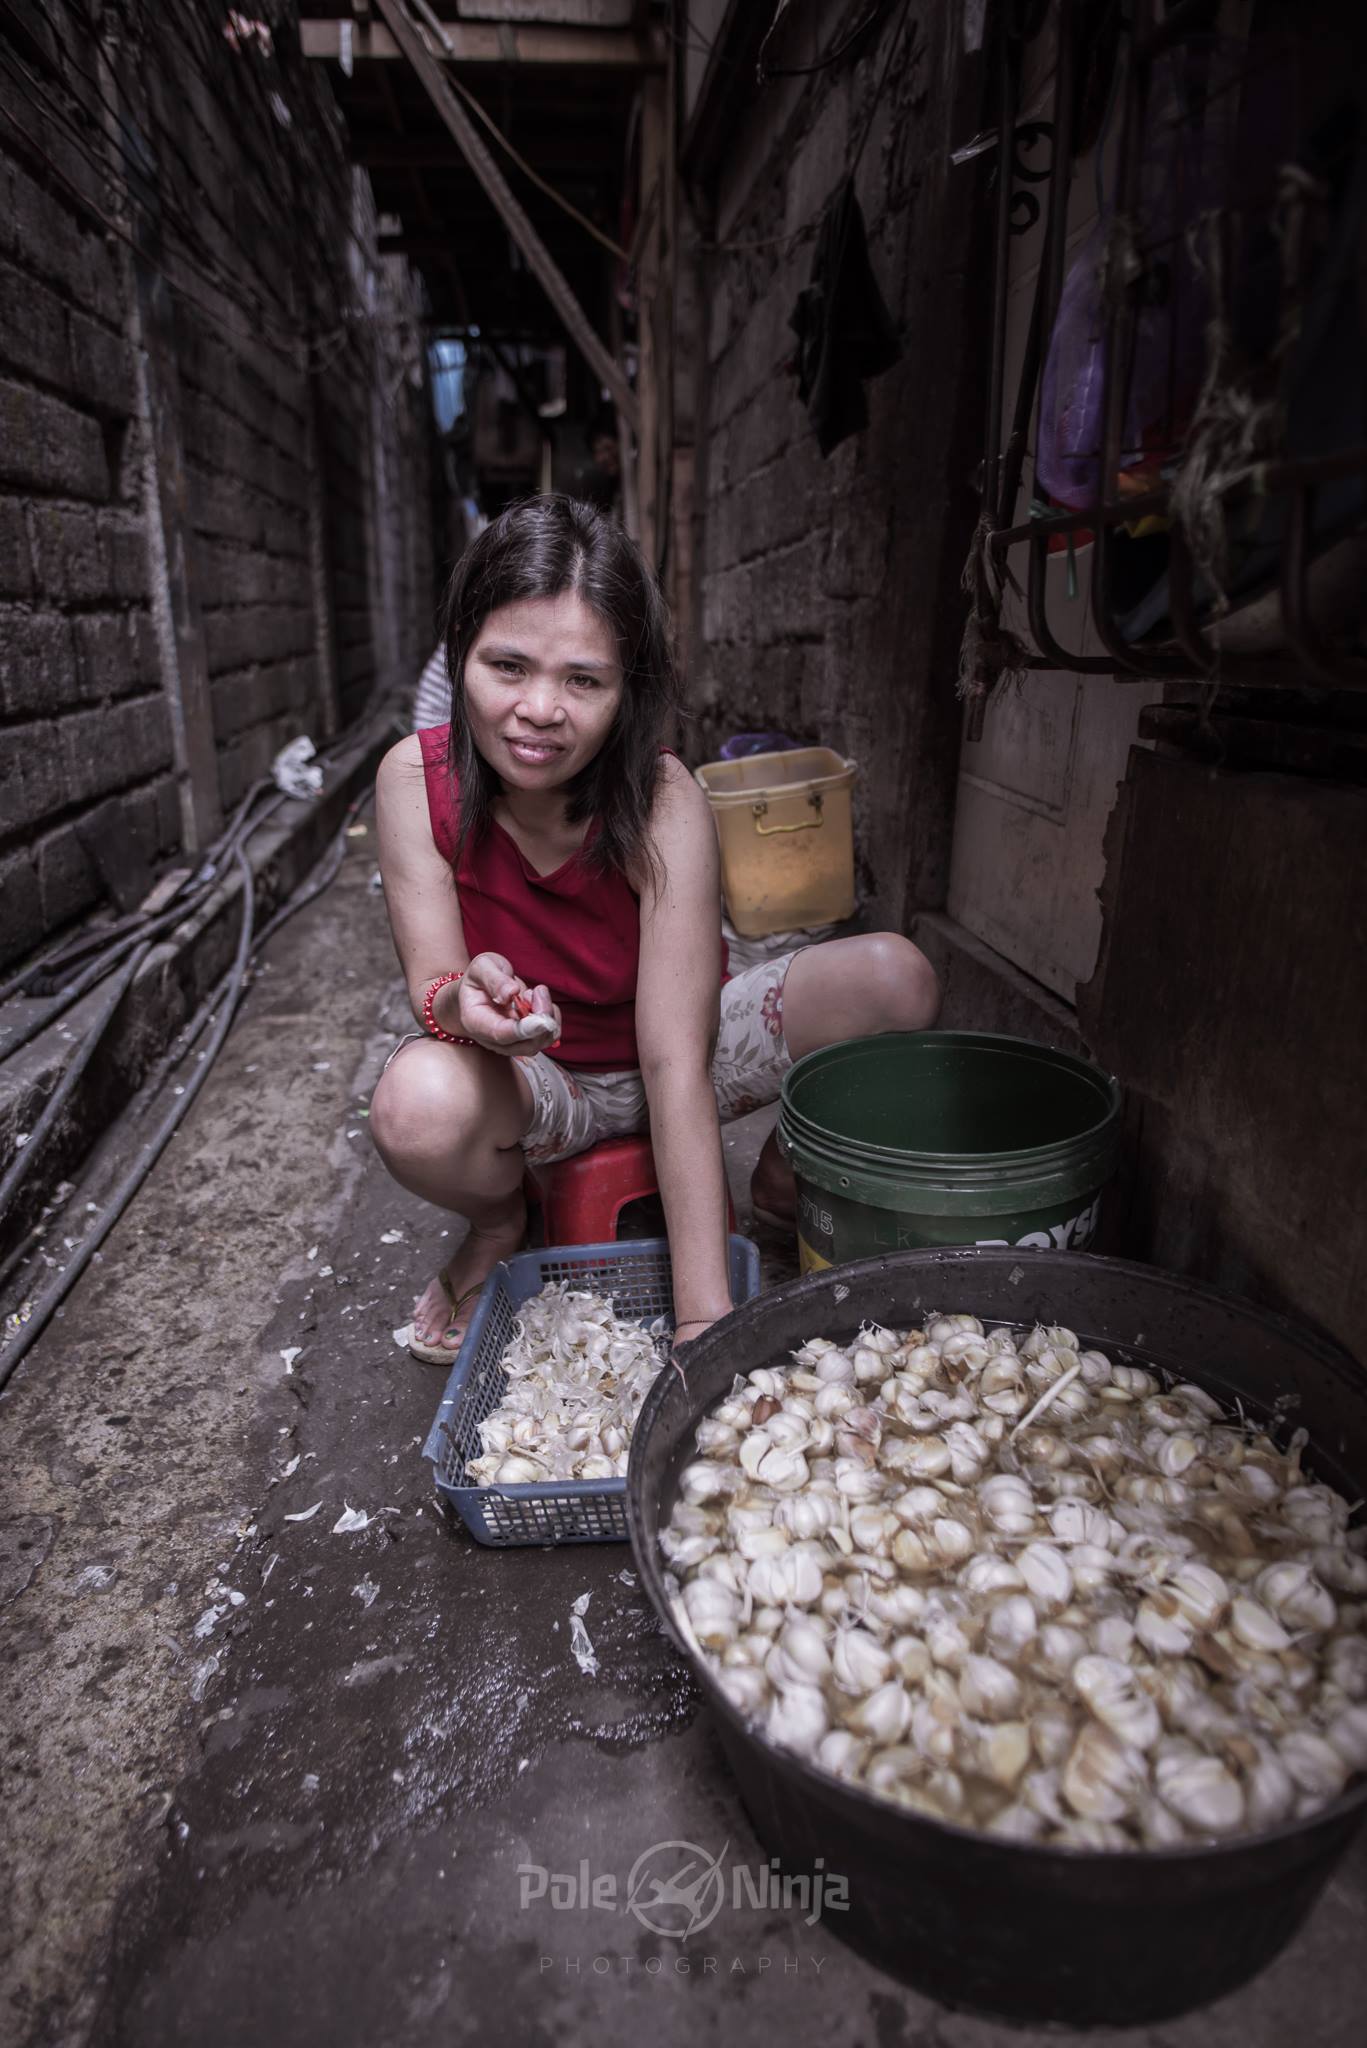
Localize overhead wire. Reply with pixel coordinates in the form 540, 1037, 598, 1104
704, 0, 914, 255
407, 0, 629, 264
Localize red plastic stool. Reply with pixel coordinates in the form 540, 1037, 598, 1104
526, 1133, 736, 1246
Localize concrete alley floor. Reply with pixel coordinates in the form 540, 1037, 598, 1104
2, 826, 1366, 2048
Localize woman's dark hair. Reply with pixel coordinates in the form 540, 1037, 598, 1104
439, 494, 680, 883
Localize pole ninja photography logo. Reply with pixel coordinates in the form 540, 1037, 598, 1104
517, 1839, 847, 1931
624, 1839, 729, 1937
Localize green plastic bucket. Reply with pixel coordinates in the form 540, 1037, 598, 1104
777, 1031, 1122, 1274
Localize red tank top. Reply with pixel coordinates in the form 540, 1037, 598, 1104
419, 724, 644, 1071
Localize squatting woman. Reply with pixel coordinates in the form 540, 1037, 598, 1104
371, 496, 939, 1363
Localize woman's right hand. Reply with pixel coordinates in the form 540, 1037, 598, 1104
456, 952, 561, 1056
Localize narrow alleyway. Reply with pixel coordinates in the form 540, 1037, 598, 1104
3, 829, 1364, 2048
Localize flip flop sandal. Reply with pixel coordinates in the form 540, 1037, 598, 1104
407, 1271, 484, 1366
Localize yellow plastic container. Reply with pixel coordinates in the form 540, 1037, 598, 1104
695, 747, 858, 939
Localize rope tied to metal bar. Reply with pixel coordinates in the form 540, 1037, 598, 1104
956, 512, 1030, 711
1168, 168, 1327, 615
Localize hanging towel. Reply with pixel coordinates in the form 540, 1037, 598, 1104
788, 178, 901, 456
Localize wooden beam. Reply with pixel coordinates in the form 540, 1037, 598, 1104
635, 73, 665, 567
370, 0, 638, 430
301, 17, 663, 65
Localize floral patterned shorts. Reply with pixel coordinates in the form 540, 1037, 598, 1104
517, 950, 801, 1165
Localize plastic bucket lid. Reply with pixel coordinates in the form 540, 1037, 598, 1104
779, 1031, 1123, 1218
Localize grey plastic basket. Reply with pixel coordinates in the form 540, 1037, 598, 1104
423, 1235, 762, 1546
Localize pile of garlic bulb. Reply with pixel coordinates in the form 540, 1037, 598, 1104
465, 1284, 669, 1485
661, 1314, 1367, 1848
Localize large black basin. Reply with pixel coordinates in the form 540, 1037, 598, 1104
626, 1249, 1367, 2027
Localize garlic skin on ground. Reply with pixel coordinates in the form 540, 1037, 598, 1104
661, 1316, 1367, 1851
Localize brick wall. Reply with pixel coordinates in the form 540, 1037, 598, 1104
0, 0, 433, 970
688, 2, 989, 930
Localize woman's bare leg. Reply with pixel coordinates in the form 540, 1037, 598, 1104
750, 934, 942, 1220
369, 1039, 535, 1352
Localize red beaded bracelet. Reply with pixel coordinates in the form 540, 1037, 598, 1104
422, 970, 473, 1045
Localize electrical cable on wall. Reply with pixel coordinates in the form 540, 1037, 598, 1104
0, 769, 381, 1395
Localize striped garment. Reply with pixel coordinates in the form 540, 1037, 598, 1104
412, 643, 449, 731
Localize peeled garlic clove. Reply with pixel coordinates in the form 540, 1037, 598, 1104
985, 1593, 1038, 1659
1253, 1560, 1337, 1632
1281, 1729, 1349, 1801
848, 1504, 897, 1554
1072, 1654, 1161, 1750
696, 1552, 744, 1594
772, 1491, 837, 1540
866, 1584, 927, 1630
889, 1485, 946, 1529
972, 1720, 1033, 1789
1244, 1742, 1296, 1830
958, 1653, 1022, 1721
1314, 1546, 1367, 1596
766, 1683, 828, 1754
849, 1680, 913, 1744
747, 1367, 785, 1398
1036, 1623, 1088, 1679
930, 1517, 976, 1564
494, 1455, 544, 1482
717, 1666, 769, 1716
814, 1382, 856, 1419
1048, 1498, 1110, 1548
813, 1349, 855, 1385
1326, 1705, 1367, 1772
1134, 1594, 1195, 1659
776, 1615, 832, 1681
1230, 1596, 1292, 1653
1164, 1560, 1229, 1631
925, 1613, 972, 1670
832, 1627, 894, 1696
979, 1473, 1036, 1535
835, 1457, 885, 1501
944, 1420, 991, 1481
681, 1578, 740, 1648
899, 1437, 952, 1479
1155, 1433, 1203, 1478
1061, 1722, 1145, 1822
891, 1527, 933, 1573
816, 1729, 867, 1778
1154, 1749, 1245, 1835
1017, 1541, 1073, 1612
679, 1460, 735, 1505
756, 1444, 811, 1492
1071, 1543, 1121, 1598
890, 1633, 932, 1685
960, 1555, 1026, 1598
